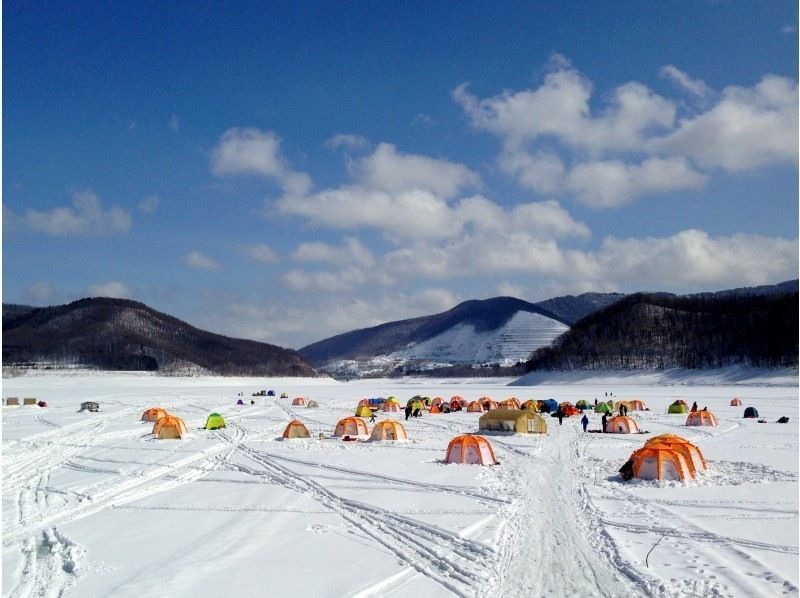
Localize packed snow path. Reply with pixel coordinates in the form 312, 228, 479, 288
2, 374, 797, 597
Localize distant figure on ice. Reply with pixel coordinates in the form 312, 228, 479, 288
413, 406, 422, 417
557, 407, 564, 426
581, 413, 589, 432
405, 406, 412, 421
369, 411, 377, 423
601, 412, 608, 433
594, 398, 598, 406
691, 401, 698, 412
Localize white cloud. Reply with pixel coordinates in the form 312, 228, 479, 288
88, 281, 131, 299
652, 75, 799, 171
660, 65, 712, 98
498, 149, 565, 194
26, 282, 55, 303
349, 143, 480, 198
565, 157, 709, 208
22, 191, 132, 236
211, 128, 313, 195
324, 134, 369, 150
411, 113, 434, 127
293, 237, 375, 268
138, 195, 160, 214
185, 251, 223, 272
240, 243, 279, 264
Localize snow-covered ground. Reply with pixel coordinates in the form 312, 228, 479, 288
2, 372, 797, 597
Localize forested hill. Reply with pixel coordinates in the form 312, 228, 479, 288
2, 297, 318, 376
525, 290, 798, 371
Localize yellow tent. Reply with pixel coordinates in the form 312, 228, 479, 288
478, 409, 547, 434
354, 405, 373, 417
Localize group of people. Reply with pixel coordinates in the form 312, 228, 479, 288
404, 405, 422, 420
689, 401, 708, 412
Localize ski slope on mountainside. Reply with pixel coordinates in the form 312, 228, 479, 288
1, 372, 797, 597
392, 311, 569, 366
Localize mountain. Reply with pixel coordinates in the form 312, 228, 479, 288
523, 288, 798, 373
534, 292, 626, 325
299, 297, 569, 377
2, 298, 317, 376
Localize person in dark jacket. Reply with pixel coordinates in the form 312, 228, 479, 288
404, 406, 412, 421
581, 413, 589, 432
601, 412, 608, 433
691, 401, 698, 412
557, 408, 564, 426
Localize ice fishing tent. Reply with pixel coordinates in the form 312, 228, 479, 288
539, 399, 558, 413
428, 404, 442, 414
646, 434, 707, 475
743, 406, 759, 418
605, 415, 640, 434
358, 399, 370, 407
449, 398, 464, 411
267, 390, 275, 396
444, 435, 497, 465
559, 402, 580, 417
354, 405, 373, 417
205, 413, 226, 430
280, 392, 288, 398
141, 407, 169, 422
306, 400, 319, 408
466, 401, 484, 413
236, 399, 245, 405
369, 419, 408, 441
480, 399, 499, 411
292, 397, 306, 406
431, 397, 443, 407
630, 443, 694, 481
686, 411, 718, 427
450, 395, 463, 403
382, 401, 400, 412
153, 415, 187, 439
575, 400, 590, 411
628, 399, 647, 411
614, 400, 633, 412
386, 396, 398, 404
479, 409, 547, 434
282, 419, 311, 439
334, 417, 369, 437
79, 401, 100, 412
668, 402, 688, 414
730, 398, 742, 406
594, 402, 612, 414
521, 400, 540, 412
498, 399, 521, 410
5, 397, 19, 406
23, 398, 36, 406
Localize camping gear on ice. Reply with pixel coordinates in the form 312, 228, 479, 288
539, 399, 558, 413
267, 390, 275, 396
282, 420, 311, 439
236, 399, 245, 405
333, 417, 369, 437
627, 399, 648, 411
428, 404, 442, 414
5, 397, 19, 406
686, 411, 718, 426
382, 401, 400, 412
37, 401, 48, 408
498, 398, 521, 410
444, 435, 497, 465
646, 434, 707, 475
628, 443, 694, 481
369, 419, 408, 441
292, 397, 306, 407
479, 409, 547, 434
431, 397, 443, 407
559, 402, 580, 417
594, 402, 612, 414
575, 400, 590, 411
280, 392, 288, 398
354, 405, 372, 417
743, 406, 759, 418
204, 413, 226, 430
141, 407, 168, 422
466, 401, 484, 413
521, 400, 540, 412
153, 415, 187, 439
23, 398, 36, 406
604, 415, 640, 434
730, 398, 742, 406
306, 400, 319, 408
79, 401, 100, 412
777, 416, 790, 423
480, 398, 499, 411
667, 401, 688, 414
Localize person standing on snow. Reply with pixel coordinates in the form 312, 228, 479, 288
404, 405, 412, 421
557, 407, 564, 426
581, 413, 589, 432
601, 412, 608, 433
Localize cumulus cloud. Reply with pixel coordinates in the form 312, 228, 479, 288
88, 281, 131, 298
565, 157, 709, 207
324, 134, 369, 150
651, 75, 798, 171
22, 191, 132, 236
660, 65, 712, 98
138, 195, 160, 214
293, 237, 375, 268
498, 149, 565, 194
285, 237, 390, 293
240, 243, 279, 264
185, 251, 222, 272
211, 128, 313, 195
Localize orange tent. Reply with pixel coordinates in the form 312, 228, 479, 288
466, 401, 484, 413
628, 399, 647, 411
646, 434, 707, 475
152, 415, 187, 439
428, 404, 442, 414
358, 398, 370, 407
730, 398, 742, 406
630, 443, 694, 481
559, 402, 580, 417
370, 419, 408, 441
141, 407, 168, 422
282, 419, 311, 439
605, 415, 640, 434
482, 399, 499, 411
498, 398, 521, 410
382, 401, 401, 412
334, 417, 369, 437
292, 397, 306, 406
444, 435, 497, 465
450, 395, 463, 403
431, 397, 443, 407
449, 398, 464, 410
686, 411, 718, 426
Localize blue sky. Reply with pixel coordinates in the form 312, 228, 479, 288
3, 1, 798, 349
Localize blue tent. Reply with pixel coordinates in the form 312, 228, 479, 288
743, 406, 759, 418
540, 399, 558, 413
267, 390, 275, 396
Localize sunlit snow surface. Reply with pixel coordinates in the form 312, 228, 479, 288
2, 371, 797, 597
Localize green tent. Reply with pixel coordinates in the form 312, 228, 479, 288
205, 412, 226, 430
594, 402, 612, 413
667, 403, 688, 414
576, 400, 590, 410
